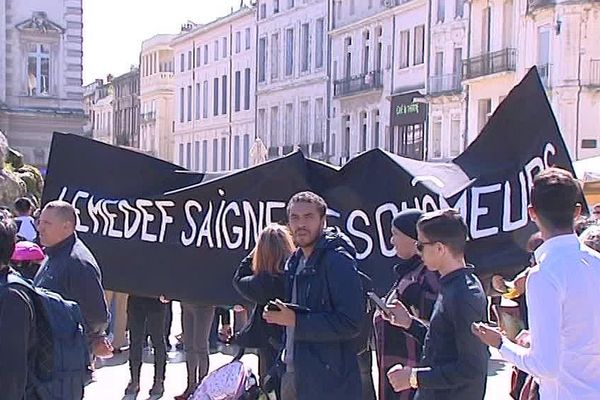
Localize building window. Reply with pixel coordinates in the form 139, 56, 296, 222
234, 135, 241, 169
477, 99, 492, 133
222, 37, 228, 58
350, 0, 355, 15
258, 37, 267, 82
288, 0, 294, 9
363, 32, 370, 74
431, 120, 442, 158
212, 138, 218, 171
258, 108, 266, 140
213, 78, 219, 116
537, 26, 551, 86
450, 117, 461, 156
244, 68, 251, 110
455, 0, 464, 18
204, 44, 209, 64
196, 46, 201, 67
434, 51, 444, 76
221, 137, 227, 170
203, 80, 208, 118
270, 106, 279, 147
399, 30, 410, 69
179, 87, 184, 122
194, 141, 201, 171
188, 50, 192, 70
186, 142, 192, 169
315, 18, 324, 69
243, 134, 250, 167
453, 47, 462, 75
222, 75, 227, 115
342, 116, 351, 158
214, 40, 219, 61
285, 28, 295, 76
245, 27, 251, 49
260, 3, 267, 19
274, 0, 280, 14
285, 103, 294, 145
301, 23, 310, 72
372, 110, 380, 148
300, 100, 309, 144
315, 98, 324, 143
180, 53, 185, 72
235, 71, 241, 112
202, 140, 208, 172
271, 33, 280, 79
179, 143, 184, 166
360, 112, 368, 152
195, 83, 201, 120
26, 44, 50, 96
235, 31, 241, 53
414, 25, 425, 65
187, 85, 192, 121
437, 0, 445, 23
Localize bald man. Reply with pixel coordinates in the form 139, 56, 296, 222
35, 201, 111, 358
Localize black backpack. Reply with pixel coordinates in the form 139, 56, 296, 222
2, 273, 90, 400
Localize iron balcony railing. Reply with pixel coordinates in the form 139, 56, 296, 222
588, 60, 600, 87
428, 73, 462, 95
334, 70, 383, 97
462, 48, 517, 80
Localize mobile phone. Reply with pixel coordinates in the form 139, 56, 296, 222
267, 301, 311, 314
367, 292, 393, 319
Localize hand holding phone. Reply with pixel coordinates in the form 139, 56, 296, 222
367, 292, 393, 319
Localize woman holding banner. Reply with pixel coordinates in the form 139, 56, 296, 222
232, 224, 292, 392
374, 209, 440, 400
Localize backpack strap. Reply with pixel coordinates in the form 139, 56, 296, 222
1, 273, 35, 325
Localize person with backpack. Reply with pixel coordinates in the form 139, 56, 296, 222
232, 224, 291, 392
263, 191, 365, 400
1, 216, 89, 400
374, 209, 440, 400
0, 218, 37, 399
34, 201, 112, 359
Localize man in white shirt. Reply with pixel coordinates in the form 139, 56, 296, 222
13, 198, 37, 242
473, 167, 600, 399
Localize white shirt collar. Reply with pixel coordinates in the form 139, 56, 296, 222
534, 233, 579, 266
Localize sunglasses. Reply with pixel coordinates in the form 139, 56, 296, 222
416, 241, 438, 252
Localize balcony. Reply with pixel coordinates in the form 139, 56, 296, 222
462, 49, 517, 81
334, 70, 383, 98
428, 73, 462, 95
587, 60, 600, 87
141, 111, 156, 123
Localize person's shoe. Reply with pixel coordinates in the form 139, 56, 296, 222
124, 380, 140, 395
149, 380, 164, 396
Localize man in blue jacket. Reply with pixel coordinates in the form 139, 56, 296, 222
34, 201, 112, 359
264, 191, 364, 400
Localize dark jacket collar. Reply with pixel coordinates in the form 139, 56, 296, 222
439, 265, 474, 286
393, 255, 423, 277
45, 234, 77, 257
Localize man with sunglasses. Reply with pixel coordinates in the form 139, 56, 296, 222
385, 209, 489, 400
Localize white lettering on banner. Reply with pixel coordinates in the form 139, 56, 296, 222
346, 210, 373, 260
52, 142, 562, 259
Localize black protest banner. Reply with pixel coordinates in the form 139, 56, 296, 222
42, 68, 578, 304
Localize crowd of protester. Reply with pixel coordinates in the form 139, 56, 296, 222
1, 167, 600, 400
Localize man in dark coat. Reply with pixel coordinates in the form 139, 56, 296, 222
34, 201, 111, 358
263, 191, 364, 400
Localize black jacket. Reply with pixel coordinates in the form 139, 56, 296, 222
34, 234, 109, 339
407, 267, 490, 400
284, 227, 365, 400
0, 268, 35, 400
232, 256, 285, 349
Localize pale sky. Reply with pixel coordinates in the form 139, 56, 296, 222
82, 0, 240, 85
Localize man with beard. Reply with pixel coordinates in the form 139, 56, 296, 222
263, 191, 364, 400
